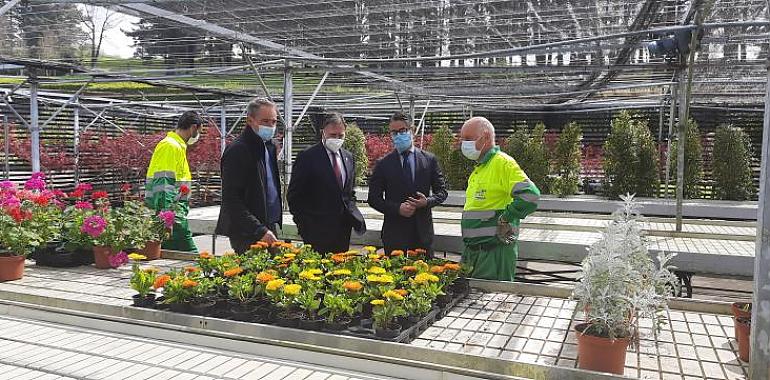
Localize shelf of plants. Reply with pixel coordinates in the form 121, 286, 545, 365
129, 245, 470, 343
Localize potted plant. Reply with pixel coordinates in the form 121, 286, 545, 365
320, 292, 355, 331
144, 209, 174, 260
295, 283, 323, 330
160, 271, 198, 313
128, 253, 158, 307
188, 277, 216, 316
228, 272, 257, 321
270, 281, 302, 328
571, 194, 678, 375
372, 290, 407, 339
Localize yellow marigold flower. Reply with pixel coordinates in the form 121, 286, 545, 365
303, 259, 317, 264
413, 273, 440, 285
444, 263, 461, 271
283, 284, 302, 296
256, 271, 275, 283
182, 279, 198, 288
394, 289, 408, 297
391, 250, 404, 257
430, 265, 446, 274
383, 290, 404, 301
266, 279, 286, 291
370, 299, 385, 306
367, 254, 381, 261
321, 259, 332, 264
364, 246, 377, 252
284, 253, 296, 259
299, 270, 322, 281
414, 260, 429, 271
366, 274, 394, 284
223, 267, 244, 277
367, 266, 386, 274
345, 250, 359, 256
143, 267, 159, 274
332, 269, 352, 276
128, 253, 146, 261
342, 281, 363, 292
199, 251, 213, 259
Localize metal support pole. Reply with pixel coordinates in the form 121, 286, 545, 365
29, 77, 40, 173
220, 97, 227, 156
409, 96, 416, 126
283, 60, 293, 189
294, 71, 329, 129
675, 24, 700, 232
665, 83, 677, 199
3, 115, 8, 180
750, 3, 770, 374
73, 97, 80, 184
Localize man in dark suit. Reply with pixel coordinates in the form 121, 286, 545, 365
368, 112, 448, 256
215, 98, 282, 254
287, 112, 366, 254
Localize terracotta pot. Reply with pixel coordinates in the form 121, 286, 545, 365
575, 323, 630, 375
0, 255, 25, 282
93, 246, 113, 269
735, 317, 750, 362
731, 302, 752, 341
143, 241, 162, 261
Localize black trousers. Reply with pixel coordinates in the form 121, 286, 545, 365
228, 223, 279, 255
302, 216, 353, 254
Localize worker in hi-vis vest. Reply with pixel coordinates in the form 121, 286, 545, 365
145, 111, 204, 252
458, 117, 540, 281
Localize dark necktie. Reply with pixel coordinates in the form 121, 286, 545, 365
331, 152, 343, 188
402, 151, 414, 188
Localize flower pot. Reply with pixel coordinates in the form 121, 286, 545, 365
275, 311, 301, 328
436, 292, 453, 308
324, 317, 351, 331
407, 314, 423, 324
33, 244, 81, 268
374, 323, 402, 339
229, 304, 257, 322
132, 294, 156, 308
735, 317, 750, 362
0, 255, 25, 282
451, 277, 470, 294
93, 246, 113, 269
731, 302, 752, 341
143, 241, 162, 261
189, 299, 216, 316
169, 302, 189, 314
298, 316, 325, 331
76, 248, 95, 265
574, 323, 630, 375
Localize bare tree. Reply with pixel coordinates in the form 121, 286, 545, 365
80, 5, 120, 68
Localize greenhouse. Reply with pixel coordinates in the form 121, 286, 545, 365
1, 0, 769, 379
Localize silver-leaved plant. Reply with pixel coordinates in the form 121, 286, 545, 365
572, 194, 679, 349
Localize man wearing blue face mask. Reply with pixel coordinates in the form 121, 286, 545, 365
216, 98, 282, 254
368, 112, 448, 257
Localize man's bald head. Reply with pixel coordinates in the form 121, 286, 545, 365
460, 117, 496, 159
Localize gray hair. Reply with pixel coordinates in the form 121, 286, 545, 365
246, 98, 277, 117
322, 111, 346, 129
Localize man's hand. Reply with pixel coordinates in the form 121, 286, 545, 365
260, 230, 278, 244
496, 216, 516, 244
399, 202, 416, 217
407, 192, 429, 209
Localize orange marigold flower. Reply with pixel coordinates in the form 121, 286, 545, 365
250, 241, 269, 250
415, 248, 427, 255
342, 281, 363, 292
256, 271, 275, 283
153, 274, 171, 289
391, 250, 404, 257
184, 266, 199, 273
444, 263, 461, 271
223, 267, 244, 277
394, 289, 408, 297
182, 279, 198, 288
430, 265, 446, 274
402, 265, 417, 273
331, 254, 347, 263
199, 251, 212, 259
406, 249, 418, 257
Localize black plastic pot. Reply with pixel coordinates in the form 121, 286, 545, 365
407, 314, 423, 324
324, 317, 352, 332
169, 302, 189, 314
451, 277, 470, 294
189, 298, 216, 316
298, 316, 325, 331
436, 292, 454, 308
32, 243, 82, 268
132, 293, 156, 308
75, 248, 95, 265
275, 311, 301, 328
229, 304, 257, 322
375, 323, 402, 339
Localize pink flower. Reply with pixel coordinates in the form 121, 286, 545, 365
24, 177, 46, 191
30, 172, 45, 180
108, 251, 128, 268
75, 201, 94, 210
157, 210, 175, 229
75, 183, 93, 193
0, 194, 20, 208
0, 181, 16, 192
81, 215, 107, 238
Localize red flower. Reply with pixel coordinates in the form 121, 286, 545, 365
179, 185, 190, 195
91, 191, 108, 200
70, 189, 85, 199
121, 183, 132, 192
33, 194, 51, 206
8, 206, 32, 223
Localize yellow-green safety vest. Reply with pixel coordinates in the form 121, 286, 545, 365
145, 132, 192, 209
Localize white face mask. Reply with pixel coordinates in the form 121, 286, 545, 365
186, 130, 200, 145
461, 140, 481, 160
324, 137, 344, 153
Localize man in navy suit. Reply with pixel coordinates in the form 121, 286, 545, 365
288, 112, 366, 254
368, 112, 448, 256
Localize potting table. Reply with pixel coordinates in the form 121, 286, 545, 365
0, 258, 751, 380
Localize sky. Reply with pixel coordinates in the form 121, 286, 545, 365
84, 6, 138, 59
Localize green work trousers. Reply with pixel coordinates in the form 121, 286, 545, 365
161, 208, 198, 253
461, 242, 518, 281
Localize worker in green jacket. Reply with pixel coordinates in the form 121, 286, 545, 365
459, 117, 540, 281
145, 111, 204, 252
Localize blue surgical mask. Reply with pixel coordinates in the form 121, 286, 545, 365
256, 125, 275, 141
461, 140, 481, 160
392, 131, 413, 153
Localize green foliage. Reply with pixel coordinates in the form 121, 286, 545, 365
551, 123, 582, 197
228, 273, 256, 303
428, 125, 474, 190
320, 292, 356, 323
343, 123, 368, 186
503, 123, 550, 194
712, 125, 756, 201
603, 111, 660, 199
130, 264, 157, 297
669, 119, 703, 199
